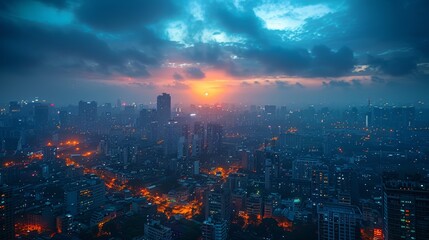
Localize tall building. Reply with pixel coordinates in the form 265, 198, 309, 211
246, 194, 263, 217
192, 122, 205, 157
292, 157, 320, 180
201, 218, 228, 240
43, 146, 57, 161
78, 101, 97, 124
310, 163, 330, 203
139, 108, 158, 141
157, 93, 171, 124
206, 123, 222, 155
9, 101, 21, 114
205, 188, 231, 221
0, 185, 15, 240
264, 159, 272, 191
317, 203, 362, 240
383, 178, 429, 240
64, 176, 105, 215
34, 104, 49, 127
334, 167, 358, 204
144, 220, 172, 240
228, 173, 248, 191
59, 110, 71, 128
56, 214, 73, 235
164, 120, 180, 156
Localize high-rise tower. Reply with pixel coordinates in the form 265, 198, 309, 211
157, 93, 171, 124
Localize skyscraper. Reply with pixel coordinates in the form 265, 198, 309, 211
202, 218, 228, 240
64, 176, 105, 215
383, 178, 429, 240
157, 93, 171, 124
34, 104, 49, 127
0, 185, 15, 240
78, 101, 97, 125
144, 220, 172, 240
317, 203, 362, 240
206, 123, 222, 155
205, 187, 231, 222
9, 101, 21, 115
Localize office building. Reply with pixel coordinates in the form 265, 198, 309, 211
34, 104, 49, 127
317, 203, 361, 240
78, 101, 97, 125
206, 123, 222, 155
64, 176, 105, 215
9, 101, 21, 114
292, 157, 320, 180
201, 218, 228, 240
0, 185, 14, 240
157, 93, 171, 124
383, 178, 429, 240
144, 220, 172, 240
205, 188, 231, 221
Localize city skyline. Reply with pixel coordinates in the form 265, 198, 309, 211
1, 1, 429, 240
1, 0, 429, 105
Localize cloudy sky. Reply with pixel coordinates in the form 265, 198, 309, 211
1, 0, 428, 106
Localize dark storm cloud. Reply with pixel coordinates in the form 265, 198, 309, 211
173, 73, 184, 81
275, 80, 291, 89
0, 17, 117, 70
166, 81, 190, 90
348, 0, 429, 42
301, 0, 429, 76
310, 45, 355, 77
129, 81, 156, 89
185, 67, 205, 79
38, 0, 69, 9
322, 80, 351, 88
240, 81, 252, 87
322, 79, 361, 88
0, 17, 157, 78
371, 76, 385, 84
1, 0, 429, 105
183, 43, 225, 66
209, 3, 264, 41
368, 55, 417, 76
246, 45, 355, 77
273, 80, 305, 90
246, 46, 310, 75
75, 0, 178, 31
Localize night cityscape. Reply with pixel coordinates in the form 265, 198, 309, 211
1, 1, 429, 240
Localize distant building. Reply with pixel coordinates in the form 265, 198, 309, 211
8, 101, 21, 114
205, 188, 231, 221
78, 101, 97, 127
317, 203, 361, 240
144, 220, 172, 240
264, 159, 272, 191
0, 185, 14, 240
157, 93, 171, 124
292, 157, 320, 180
246, 194, 263, 217
56, 214, 73, 235
228, 173, 248, 191
34, 104, 49, 127
310, 164, 330, 203
206, 123, 222, 155
64, 176, 105, 215
201, 218, 228, 240
193, 121, 205, 156
43, 146, 57, 161
383, 178, 429, 240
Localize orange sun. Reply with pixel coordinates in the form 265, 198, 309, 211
190, 81, 226, 102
